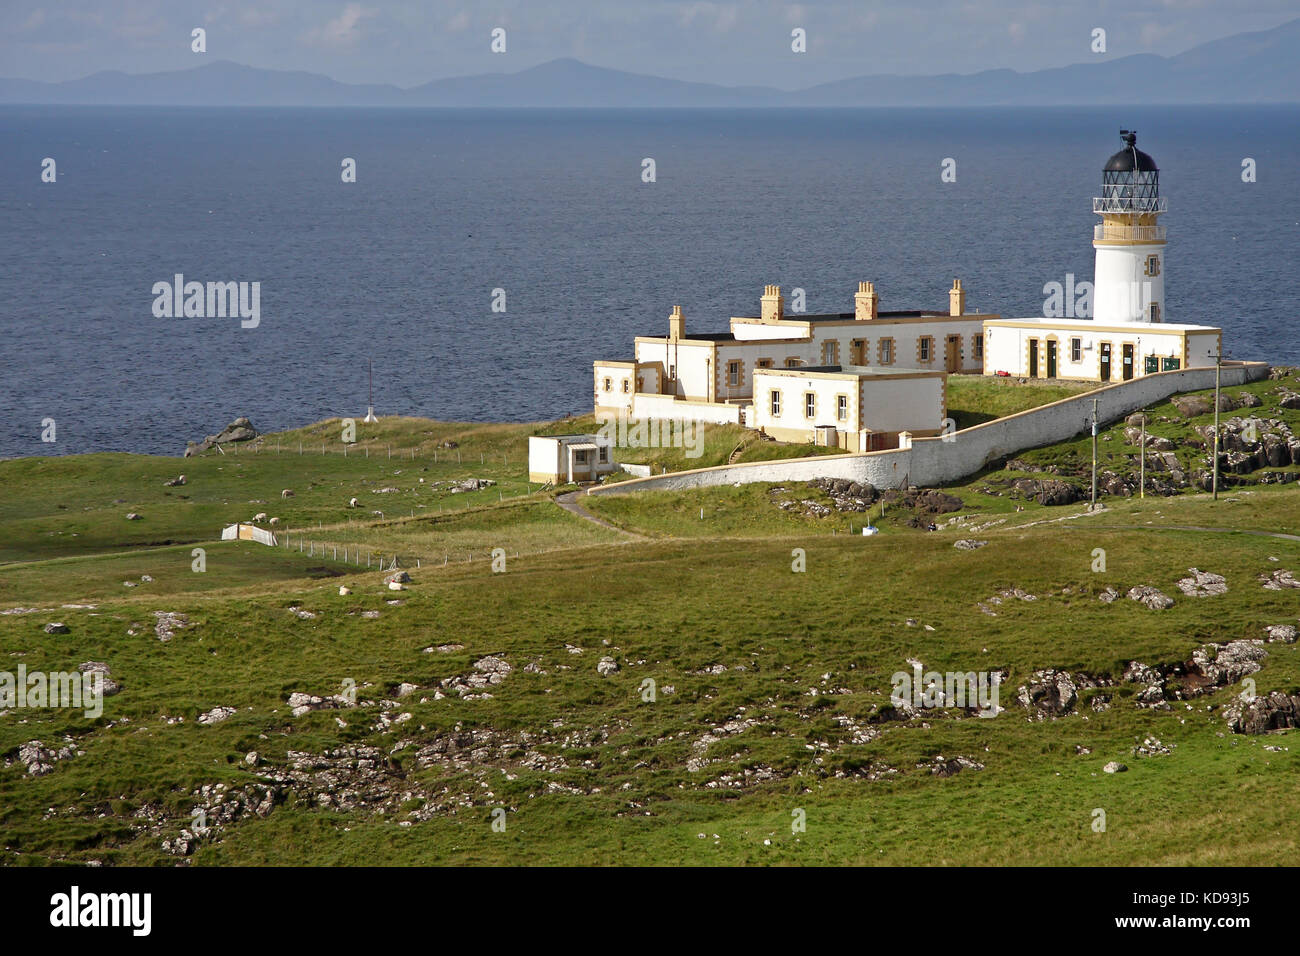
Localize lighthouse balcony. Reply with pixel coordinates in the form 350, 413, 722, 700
1093, 222, 1166, 242
1092, 196, 1167, 215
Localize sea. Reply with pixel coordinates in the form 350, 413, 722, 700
1, 104, 1297, 457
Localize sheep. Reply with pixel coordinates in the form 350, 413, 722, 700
281, 489, 294, 499
252, 512, 268, 523
349, 497, 359, 508
268, 517, 280, 526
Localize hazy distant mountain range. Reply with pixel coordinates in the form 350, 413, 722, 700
4, 18, 1297, 108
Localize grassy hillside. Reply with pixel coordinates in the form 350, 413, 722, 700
1, 406, 1297, 866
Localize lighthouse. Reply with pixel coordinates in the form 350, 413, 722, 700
1093, 130, 1166, 324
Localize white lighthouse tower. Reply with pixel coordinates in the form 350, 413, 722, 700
1093, 130, 1166, 323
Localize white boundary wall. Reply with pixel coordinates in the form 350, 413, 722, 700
588, 363, 1269, 497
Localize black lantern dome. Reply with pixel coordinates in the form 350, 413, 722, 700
1098, 130, 1162, 212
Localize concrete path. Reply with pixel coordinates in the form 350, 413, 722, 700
555, 490, 647, 540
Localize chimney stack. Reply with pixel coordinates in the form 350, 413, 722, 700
854, 281, 879, 321
949, 278, 967, 316
669, 304, 685, 340
760, 284, 784, 323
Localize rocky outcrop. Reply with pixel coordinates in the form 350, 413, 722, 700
1011, 478, 1084, 506
1016, 670, 1110, 720
185, 417, 260, 457
1223, 691, 1300, 734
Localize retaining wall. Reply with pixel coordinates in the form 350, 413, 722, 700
587, 363, 1269, 496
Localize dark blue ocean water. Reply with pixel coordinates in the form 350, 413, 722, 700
2, 105, 1297, 457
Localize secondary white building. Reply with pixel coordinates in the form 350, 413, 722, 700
752, 365, 947, 451
985, 131, 1221, 381
528, 434, 616, 485
595, 279, 990, 442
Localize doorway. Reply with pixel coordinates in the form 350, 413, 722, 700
1028, 338, 1039, 377
945, 335, 960, 372
1122, 343, 1134, 381
1046, 340, 1058, 378
1099, 342, 1112, 381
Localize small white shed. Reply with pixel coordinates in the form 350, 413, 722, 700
528, 434, 616, 485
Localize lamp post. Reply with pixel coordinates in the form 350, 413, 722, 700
1212, 351, 1222, 501
1090, 397, 1098, 510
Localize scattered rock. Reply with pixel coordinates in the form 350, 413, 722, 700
384, 570, 411, 585
43, 622, 70, 634
1132, 736, 1173, 757
198, 706, 236, 725
1127, 585, 1174, 610
12, 740, 79, 777
125, 513, 142, 521
163, 475, 186, 487
953, 539, 987, 551
154, 611, 188, 642
1176, 568, 1227, 597
1098, 586, 1120, 604
1103, 761, 1128, 774
1259, 569, 1300, 590
1264, 624, 1297, 644
596, 657, 619, 677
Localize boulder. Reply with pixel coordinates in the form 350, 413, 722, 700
43, 622, 70, 634
185, 416, 260, 456
1103, 761, 1127, 773
596, 657, 620, 677
1172, 395, 1211, 418
953, 539, 987, 551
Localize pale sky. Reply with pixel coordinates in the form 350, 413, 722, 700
4, 0, 1297, 89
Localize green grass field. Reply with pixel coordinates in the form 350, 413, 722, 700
2, 399, 1297, 866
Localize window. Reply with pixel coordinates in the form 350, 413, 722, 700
1071, 338, 1082, 363
621, 379, 630, 393
785, 357, 801, 368
574, 449, 588, 464
727, 361, 741, 387
668, 365, 676, 380
1144, 355, 1159, 374
598, 446, 609, 463
837, 395, 848, 421
756, 358, 774, 369
918, 336, 933, 362
1145, 254, 1160, 277
973, 334, 984, 360
821, 341, 837, 365
879, 338, 894, 365
602, 377, 612, 392
805, 392, 816, 419
770, 390, 781, 416
1149, 303, 1161, 323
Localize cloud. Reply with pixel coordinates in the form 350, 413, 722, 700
302, 3, 376, 49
